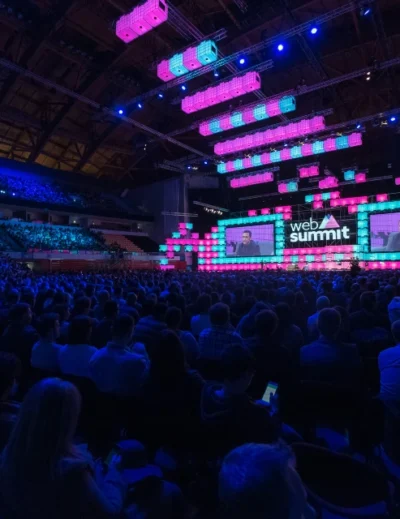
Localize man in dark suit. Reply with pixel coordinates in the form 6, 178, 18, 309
236, 230, 261, 257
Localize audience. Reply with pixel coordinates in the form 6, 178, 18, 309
199, 303, 243, 360
191, 293, 212, 337
0, 353, 20, 451
307, 296, 330, 340
0, 378, 126, 518
92, 300, 119, 349
90, 314, 149, 395
301, 308, 361, 387
165, 306, 199, 367
31, 313, 61, 372
219, 443, 315, 519
379, 319, 400, 401
132, 302, 167, 354
58, 316, 97, 378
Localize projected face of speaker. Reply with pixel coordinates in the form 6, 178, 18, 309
370, 212, 400, 252
225, 224, 274, 257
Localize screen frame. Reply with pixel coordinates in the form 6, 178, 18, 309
224, 222, 276, 259
358, 201, 400, 261
214, 213, 285, 265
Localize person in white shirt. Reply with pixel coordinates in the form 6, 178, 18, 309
379, 320, 400, 401
90, 314, 149, 396
31, 313, 61, 372
58, 316, 97, 378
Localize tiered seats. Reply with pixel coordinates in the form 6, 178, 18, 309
103, 234, 144, 253
125, 235, 159, 252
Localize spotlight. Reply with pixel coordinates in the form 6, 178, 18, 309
181, 85, 187, 91
137, 102, 142, 109
187, 165, 192, 170
277, 43, 284, 52
356, 123, 361, 129
158, 93, 164, 99
239, 57, 246, 65
310, 26, 318, 35
118, 109, 124, 115
203, 160, 208, 165
213, 70, 219, 77
389, 116, 397, 123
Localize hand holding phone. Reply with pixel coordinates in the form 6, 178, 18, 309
262, 381, 278, 404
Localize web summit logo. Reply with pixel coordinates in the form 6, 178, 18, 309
289, 215, 350, 243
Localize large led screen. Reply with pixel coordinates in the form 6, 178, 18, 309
225, 224, 274, 257
370, 212, 400, 252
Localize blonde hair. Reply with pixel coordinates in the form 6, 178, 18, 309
0, 378, 81, 509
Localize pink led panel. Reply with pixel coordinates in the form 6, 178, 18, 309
299, 165, 319, 178
229, 171, 274, 189
214, 116, 326, 155
116, 0, 168, 43
319, 176, 339, 189
181, 72, 261, 114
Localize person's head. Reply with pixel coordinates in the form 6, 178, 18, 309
1, 378, 80, 487
67, 315, 92, 345
20, 288, 35, 308
316, 296, 330, 312
151, 302, 167, 322
255, 310, 278, 338
221, 292, 232, 306
275, 302, 293, 327
149, 330, 186, 379
72, 296, 91, 316
0, 352, 20, 401
165, 306, 182, 331
127, 292, 137, 307
210, 303, 230, 327
221, 345, 255, 393
219, 443, 312, 519
103, 300, 119, 320
9, 303, 32, 326
242, 230, 252, 245
391, 320, 400, 344
112, 314, 134, 346
317, 308, 341, 339
97, 289, 110, 307
360, 291, 375, 312
197, 293, 212, 314
37, 313, 60, 341
6, 289, 20, 306
54, 303, 70, 323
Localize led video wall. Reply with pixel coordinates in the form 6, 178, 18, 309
159, 198, 400, 271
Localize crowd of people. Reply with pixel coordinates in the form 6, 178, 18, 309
0, 172, 128, 215
0, 259, 398, 517
0, 223, 108, 252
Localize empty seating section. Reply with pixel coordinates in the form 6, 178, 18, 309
103, 234, 144, 253
127, 234, 159, 252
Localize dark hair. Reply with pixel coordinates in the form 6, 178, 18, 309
37, 313, 59, 338
152, 303, 167, 321
221, 345, 255, 382
274, 302, 293, 327
0, 352, 20, 397
243, 230, 252, 237
104, 300, 119, 319
360, 291, 375, 312
68, 316, 92, 345
54, 303, 69, 322
210, 303, 230, 326
72, 296, 91, 316
127, 292, 137, 306
9, 303, 30, 323
165, 306, 182, 329
318, 308, 341, 339
197, 294, 212, 314
112, 314, 134, 340
149, 330, 186, 380
255, 310, 278, 337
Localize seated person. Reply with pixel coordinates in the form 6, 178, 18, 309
132, 303, 167, 355
307, 296, 330, 341
201, 345, 279, 457
90, 315, 149, 396
0, 352, 20, 451
190, 294, 212, 337
165, 306, 199, 367
31, 313, 61, 372
199, 303, 243, 360
58, 316, 97, 379
301, 308, 361, 388
91, 300, 118, 349
379, 319, 400, 402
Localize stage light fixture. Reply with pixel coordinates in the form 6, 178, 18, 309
203, 160, 208, 165
390, 116, 397, 123
158, 93, 164, 98
277, 44, 284, 52
360, 5, 371, 16
356, 123, 361, 129
181, 85, 187, 91
118, 109, 124, 115
187, 165, 192, 170
214, 70, 219, 77
310, 27, 318, 35
239, 57, 246, 65
137, 102, 143, 109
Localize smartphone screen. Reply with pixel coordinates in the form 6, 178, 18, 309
262, 382, 278, 404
